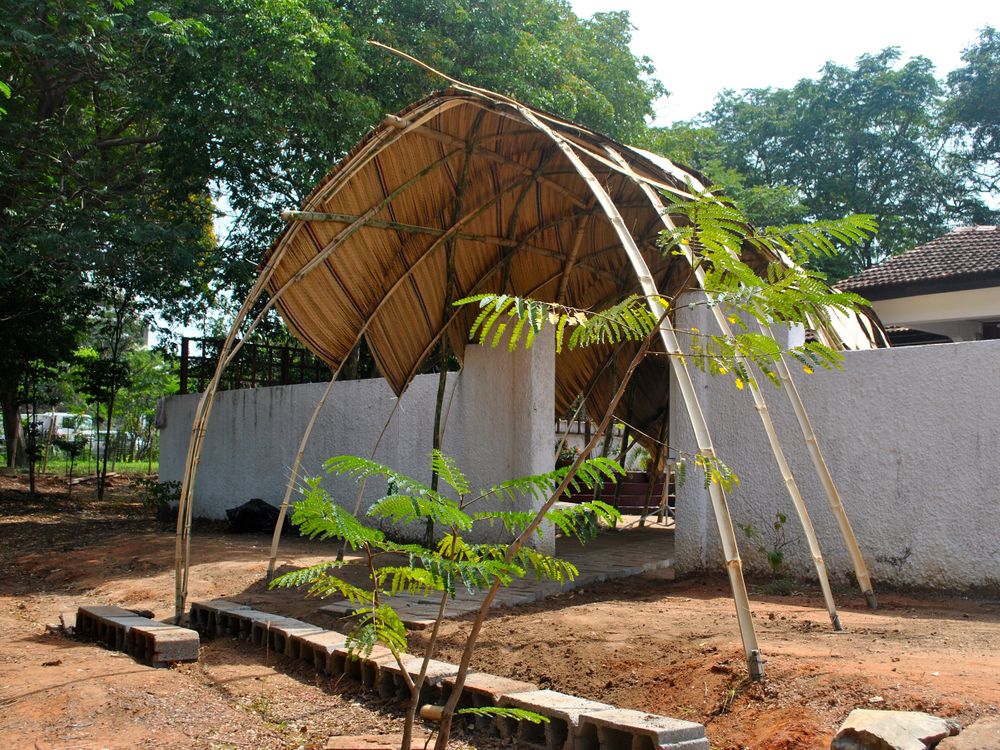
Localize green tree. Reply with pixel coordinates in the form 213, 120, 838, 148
272, 450, 622, 750
640, 123, 810, 228
116, 347, 178, 466
700, 49, 995, 279
947, 26, 1000, 193
0, 0, 217, 461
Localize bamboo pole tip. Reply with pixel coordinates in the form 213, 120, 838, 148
865, 591, 879, 610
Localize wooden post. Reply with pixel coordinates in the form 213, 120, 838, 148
179, 337, 189, 395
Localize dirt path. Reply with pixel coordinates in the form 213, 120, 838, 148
2, 475, 998, 749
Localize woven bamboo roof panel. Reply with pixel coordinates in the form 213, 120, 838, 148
265, 89, 884, 446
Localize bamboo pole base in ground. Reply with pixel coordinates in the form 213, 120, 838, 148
762, 322, 877, 610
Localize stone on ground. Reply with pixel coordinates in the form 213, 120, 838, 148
325, 734, 427, 750
937, 716, 1000, 749
831, 709, 960, 750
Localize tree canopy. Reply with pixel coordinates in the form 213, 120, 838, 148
644, 47, 998, 280
0, 0, 664, 463
947, 26, 1000, 193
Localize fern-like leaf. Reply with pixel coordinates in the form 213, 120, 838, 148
367, 493, 473, 531
348, 603, 408, 656
458, 707, 550, 723
431, 449, 470, 495
291, 477, 384, 549
325, 455, 441, 502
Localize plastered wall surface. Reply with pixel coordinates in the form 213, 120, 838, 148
670, 300, 1000, 590
159, 333, 557, 551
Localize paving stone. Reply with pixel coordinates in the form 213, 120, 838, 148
937, 715, 1000, 749
268, 621, 325, 657
331, 644, 394, 683
578, 708, 708, 750
324, 734, 428, 750
499, 689, 614, 750
129, 623, 201, 664
377, 657, 459, 702
76, 606, 199, 665
293, 630, 350, 673
249, 615, 307, 648
832, 709, 961, 750
439, 673, 539, 734
189, 599, 252, 634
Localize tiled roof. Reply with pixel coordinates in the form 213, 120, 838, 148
839, 226, 1000, 298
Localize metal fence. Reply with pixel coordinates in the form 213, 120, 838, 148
178, 337, 332, 395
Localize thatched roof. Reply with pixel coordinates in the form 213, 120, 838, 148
264, 87, 884, 447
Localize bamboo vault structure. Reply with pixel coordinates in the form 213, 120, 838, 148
173, 77, 887, 678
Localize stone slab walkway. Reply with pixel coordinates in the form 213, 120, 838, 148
319, 518, 674, 627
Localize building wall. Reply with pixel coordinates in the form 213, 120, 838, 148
873, 286, 1000, 342
671, 301, 1000, 591
159, 333, 557, 551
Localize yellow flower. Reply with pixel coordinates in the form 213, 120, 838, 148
735, 377, 745, 390
728, 315, 739, 325
718, 365, 728, 375
803, 365, 814, 374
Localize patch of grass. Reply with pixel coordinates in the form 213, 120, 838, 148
1, 454, 158, 476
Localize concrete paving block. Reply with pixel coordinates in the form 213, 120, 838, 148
76, 606, 200, 665
268, 621, 325, 657
76, 606, 135, 640
129, 623, 201, 664
294, 630, 350, 673
577, 708, 708, 750
249, 615, 304, 648
332, 644, 393, 684
189, 600, 251, 634
440, 673, 539, 734
319, 601, 354, 617
99, 615, 155, 651
359, 647, 403, 691
499, 690, 613, 750
225, 609, 281, 639
377, 657, 458, 702
374, 655, 423, 699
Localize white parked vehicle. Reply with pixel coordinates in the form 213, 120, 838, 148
29, 412, 96, 447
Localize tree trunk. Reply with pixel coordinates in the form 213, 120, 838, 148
1, 385, 26, 469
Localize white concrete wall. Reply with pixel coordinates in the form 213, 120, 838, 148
159, 333, 557, 551
671, 301, 1000, 591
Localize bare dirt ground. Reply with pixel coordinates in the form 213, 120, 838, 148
2, 474, 998, 750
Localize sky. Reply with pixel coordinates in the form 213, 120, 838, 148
569, 0, 999, 125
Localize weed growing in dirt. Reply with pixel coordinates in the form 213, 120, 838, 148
739, 511, 794, 577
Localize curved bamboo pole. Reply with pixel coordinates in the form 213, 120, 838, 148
173, 122, 524, 621
603, 146, 843, 631
508, 104, 765, 678
611, 144, 877, 609
265, 368, 343, 581
761, 321, 877, 609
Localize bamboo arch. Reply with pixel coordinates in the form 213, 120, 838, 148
173, 62, 887, 678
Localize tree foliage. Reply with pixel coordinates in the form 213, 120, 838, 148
645, 48, 997, 280
271, 450, 622, 736
947, 26, 1000, 193
0, 0, 664, 464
